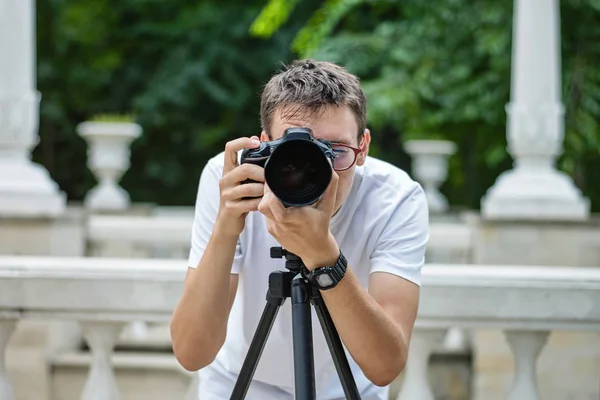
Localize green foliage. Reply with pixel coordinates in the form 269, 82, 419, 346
34, 0, 600, 210
90, 114, 136, 123
35, 0, 317, 205
249, 0, 302, 37
291, 0, 368, 56
252, 0, 600, 211
559, 0, 600, 204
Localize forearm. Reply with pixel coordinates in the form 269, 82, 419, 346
171, 222, 238, 370
320, 269, 408, 386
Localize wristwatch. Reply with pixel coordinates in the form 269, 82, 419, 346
303, 251, 347, 290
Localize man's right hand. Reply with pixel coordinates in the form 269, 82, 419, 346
216, 135, 265, 237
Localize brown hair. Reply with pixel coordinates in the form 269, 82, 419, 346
260, 59, 367, 140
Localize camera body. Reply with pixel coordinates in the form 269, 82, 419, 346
240, 127, 336, 207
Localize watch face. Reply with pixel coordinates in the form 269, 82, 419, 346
316, 273, 334, 287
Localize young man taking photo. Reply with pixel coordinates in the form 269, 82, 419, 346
170, 59, 429, 400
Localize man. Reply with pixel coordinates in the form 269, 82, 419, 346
170, 59, 429, 400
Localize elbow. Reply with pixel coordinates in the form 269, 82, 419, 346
174, 349, 215, 372
170, 321, 225, 372
172, 336, 223, 372
366, 351, 407, 387
367, 367, 402, 388
173, 341, 217, 372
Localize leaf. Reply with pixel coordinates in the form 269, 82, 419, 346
292, 0, 368, 57
249, 0, 301, 38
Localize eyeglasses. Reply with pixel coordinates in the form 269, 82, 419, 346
331, 141, 364, 171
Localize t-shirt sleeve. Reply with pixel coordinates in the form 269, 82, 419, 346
369, 182, 429, 286
187, 156, 243, 274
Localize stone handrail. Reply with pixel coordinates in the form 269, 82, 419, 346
86, 214, 473, 262
1, 256, 599, 400
87, 214, 192, 259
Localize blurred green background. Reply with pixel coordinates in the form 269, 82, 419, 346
34, 0, 600, 211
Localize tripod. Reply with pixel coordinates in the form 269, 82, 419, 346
229, 247, 362, 400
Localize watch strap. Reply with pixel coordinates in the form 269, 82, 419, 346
303, 250, 347, 290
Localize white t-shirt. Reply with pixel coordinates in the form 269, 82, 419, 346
187, 151, 429, 400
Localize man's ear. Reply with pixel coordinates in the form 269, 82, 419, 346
260, 131, 270, 142
356, 129, 371, 166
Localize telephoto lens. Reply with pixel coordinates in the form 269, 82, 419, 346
240, 127, 336, 207
265, 133, 334, 207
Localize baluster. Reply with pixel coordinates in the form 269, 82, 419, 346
443, 327, 471, 351
80, 321, 125, 400
504, 330, 549, 400
184, 372, 199, 400
0, 319, 17, 400
396, 327, 446, 400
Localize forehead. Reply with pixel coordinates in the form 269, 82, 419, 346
270, 106, 359, 145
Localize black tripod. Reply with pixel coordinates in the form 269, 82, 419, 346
229, 247, 362, 400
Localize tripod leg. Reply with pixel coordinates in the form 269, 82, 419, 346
311, 289, 362, 400
291, 276, 316, 400
230, 301, 281, 400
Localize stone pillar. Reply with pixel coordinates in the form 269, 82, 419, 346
474, 2, 597, 399
0, 0, 66, 217
481, 0, 589, 220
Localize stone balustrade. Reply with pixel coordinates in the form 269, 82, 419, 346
86, 212, 472, 263
87, 213, 193, 259
400, 264, 600, 400
0, 256, 188, 400
1, 256, 599, 399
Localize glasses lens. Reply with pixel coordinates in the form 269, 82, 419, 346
332, 145, 356, 170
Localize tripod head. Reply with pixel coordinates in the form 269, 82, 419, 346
270, 246, 304, 273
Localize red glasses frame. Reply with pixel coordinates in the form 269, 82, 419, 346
331, 141, 364, 171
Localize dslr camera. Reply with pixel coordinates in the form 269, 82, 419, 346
240, 127, 337, 207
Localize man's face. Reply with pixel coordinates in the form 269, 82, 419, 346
260, 106, 371, 216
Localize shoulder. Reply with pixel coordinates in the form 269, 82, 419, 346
192, 152, 228, 204
355, 157, 429, 285
204, 151, 226, 175
355, 156, 426, 210
201, 150, 248, 178
196, 151, 228, 188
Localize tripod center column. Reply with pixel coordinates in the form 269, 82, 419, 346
291, 275, 316, 400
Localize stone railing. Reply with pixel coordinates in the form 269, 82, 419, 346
3, 256, 598, 400
86, 212, 472, 263
0, 256, 193, 400
86, 214, 192, 259
398, 264, 600, 400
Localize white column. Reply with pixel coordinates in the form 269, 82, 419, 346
504, 330, 549, 400
481, 0, 589, 220
396, 328, 446, 400
0, 0, 66, 217
0, 319, 17, 400
80, 321, 125, 400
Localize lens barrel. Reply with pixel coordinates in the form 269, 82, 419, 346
264, 135, 333, 207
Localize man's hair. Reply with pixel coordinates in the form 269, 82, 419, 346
260, 59, 367, 140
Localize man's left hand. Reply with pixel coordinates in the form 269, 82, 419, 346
258, 171, 340, 271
